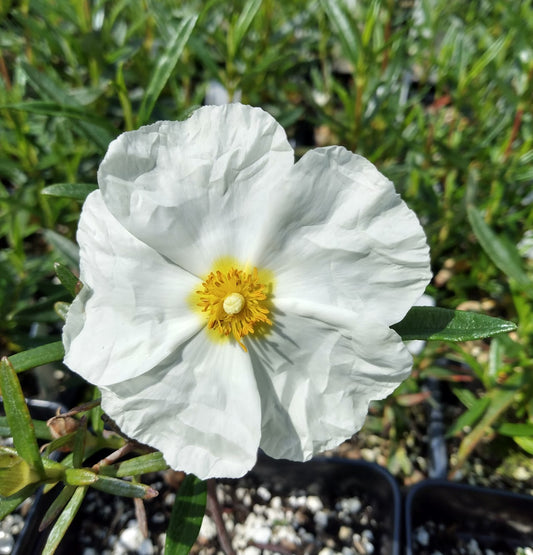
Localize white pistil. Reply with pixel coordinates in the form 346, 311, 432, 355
223, 292, 245, 315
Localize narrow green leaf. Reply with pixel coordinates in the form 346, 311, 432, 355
321, 0, 362, 67
2, 102, 116, 133
230, 0, 262, 56
64, 468, 98, 486
43, 229, 80, 266
498, 423, 533, 437
165, 475, 207, 555
7, 342, 65, 373
21, 63, 113, 151
447, 396, 491, 437
467, 35, 509, 82
54, 262, 81, 297
453, 372, 523, 472
42, 486, 87, 555
91, 475, 158, 499
391, 306, 517, 341
0, 358, 44, 475
467, 206, 533, 296
514, 436, 533, 455
99, 451, 168, 478
1, 417, 53, 441
43, 183, 97, 201
39, 485, 77, 532
137, 15, 198, 125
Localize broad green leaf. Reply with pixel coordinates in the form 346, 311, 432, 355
54, 262, 81, 297
39, 485, 77, 532
0, 358, 44, 475
165, 475, 207, 555
391, 306, 516, 341
43, 229, 80, 266
229, 0, 262, 58
42, 486, 87, 555
91, 475, 158, 499
2, 102, 116, 133
467, 206, 533, 297
137, 15, 198, 125
42, 183, 97, 201
0, 447, 42, 496
7, 342, 65, 373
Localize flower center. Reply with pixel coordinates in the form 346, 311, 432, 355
196, 266, 272, 351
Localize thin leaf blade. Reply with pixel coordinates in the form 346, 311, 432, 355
7, 342, 65, 374
42, 183, 97, 201
0, 358, 44, 474
137, 15, 198, 125
42, 486, 87, 555
165, 475, 207, 555
467, 205, 533, 296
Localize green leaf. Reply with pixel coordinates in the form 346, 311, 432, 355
2, 102, 116, 133
137, 15, 198, 125
39, 485, 77, 532
42, 486, 87, 555
21, 63, 114, 151
91, 475, 158, 499
321, 0, 362, 67
7, 342, 65, 373
498, 422, 533, 437
514, 436, 533, 455
229, 0, 262, 58
42, 183, 97, 201
0, 358, 44, 475
447, 396, 491, 437
99, 451, 168, 478
43, 229, 80, 266
391, 306, 517, 341
164, 475, 207, 555
467, 206, 533, 297
0, 416, 53, 441
0, 483, 40, 520
54, 262, 81, 297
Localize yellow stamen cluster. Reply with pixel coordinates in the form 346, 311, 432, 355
196, 267, 272, 351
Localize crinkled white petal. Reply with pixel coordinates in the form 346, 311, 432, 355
100, 333, 261, 479
252, 146, 431, 327
250, 298, 412, 461
63, 191, 202, 386
97, 104, 294, 276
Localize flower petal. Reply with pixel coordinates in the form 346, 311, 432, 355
63, 191, 202, 386
97, 104, 294, 276
100, 333, 261, 479
250, 298, 412, 461
253, 146, 431, 326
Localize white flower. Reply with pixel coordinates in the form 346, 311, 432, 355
63, 104, 431, 479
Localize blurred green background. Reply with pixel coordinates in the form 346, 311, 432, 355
1, 0, 532, 485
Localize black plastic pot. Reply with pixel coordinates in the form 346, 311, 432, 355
247, 455, 403, 555
405, 479, 533, 554
406, 375, 533, 554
